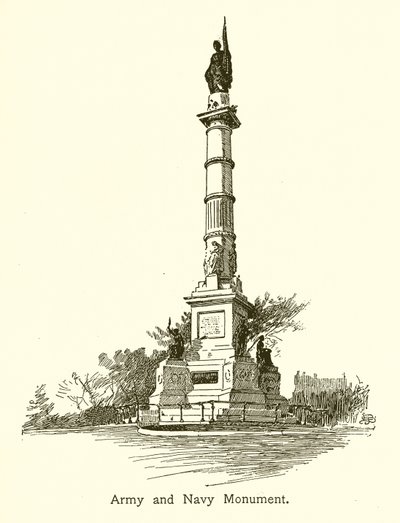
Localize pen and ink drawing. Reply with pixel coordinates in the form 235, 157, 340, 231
22, 18, 374, 486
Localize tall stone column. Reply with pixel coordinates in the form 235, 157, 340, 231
198, 92, 241, 288
185, 90, 252, 369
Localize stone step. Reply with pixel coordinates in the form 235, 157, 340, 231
216, 415, 276, 423
211, 418, 298, 428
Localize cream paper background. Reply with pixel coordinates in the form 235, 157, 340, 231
1, 1, 399, 521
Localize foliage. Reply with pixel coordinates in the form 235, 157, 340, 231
23, 405, 138, 431
56, 372, 113, 410
247, 293, 309, 351
23, 347, 167, 431
349, 380, 370, 418
147, 312, 191, 349
290, 377, 370, 427
23, 384, 55, 431
98, 347, 167, 406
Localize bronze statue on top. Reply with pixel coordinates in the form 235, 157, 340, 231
205, 17, 232, 93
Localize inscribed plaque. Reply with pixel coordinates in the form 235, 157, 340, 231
191, 371, 219, 385
198, 311, 225, 338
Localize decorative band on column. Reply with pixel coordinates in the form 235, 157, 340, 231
203, 230, 236, 242
204, 157, 235, 169
206, 124, 232, 135
204, 192, 236, 204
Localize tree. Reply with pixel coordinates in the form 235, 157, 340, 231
24, 384, 54, 431
56, 372, 114, 411
247, 292, 309, 352
98, 347, 167, 407
349, 378, 370, 422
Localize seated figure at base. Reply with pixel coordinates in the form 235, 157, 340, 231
256, 335, 274, 367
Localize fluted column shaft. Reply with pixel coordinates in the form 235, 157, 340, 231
197, 93, 241, 285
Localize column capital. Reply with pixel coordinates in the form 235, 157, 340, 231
197, 105, 241, 130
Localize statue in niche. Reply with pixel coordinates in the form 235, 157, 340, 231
166, 317, 185, 360
203, 241, 223, 277
205, 18, 232, 93
235, 320, 249, 358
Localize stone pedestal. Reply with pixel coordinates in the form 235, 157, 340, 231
221, 359, 265, 420
258, 363, 288, 412
258, 364, 281, 395
229, 359, 265, 403
185, 285, 253, 365
155, 360, 194, 408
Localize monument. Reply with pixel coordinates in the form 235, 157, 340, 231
148, 19, 287, 424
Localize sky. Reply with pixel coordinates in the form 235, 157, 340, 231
1, 1, 399, 411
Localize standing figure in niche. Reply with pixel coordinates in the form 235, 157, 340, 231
236, 320, 249, 358
203, 241, 223, 276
